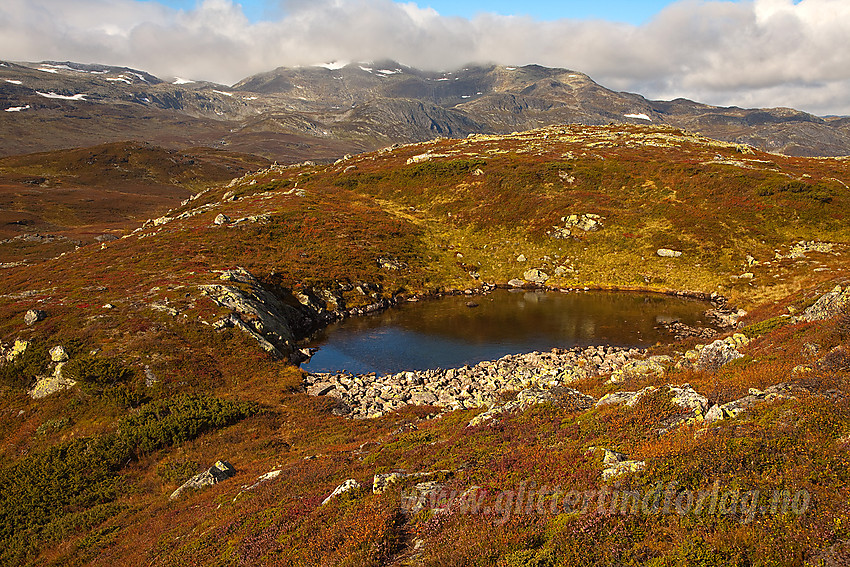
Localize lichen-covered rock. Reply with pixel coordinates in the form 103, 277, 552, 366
373, 472, 408, 494
596, 386, 657, 408
704, 384, 798, 424
49, 345, 69, 362
29, 364, 77, 399
695, 339, 744, 370
213, 213, 230, 225
549, 213, 604, 238
668, 384, 709, 414
170, 460, 236, 500
322, 479, 361, 505
607, 356, 670, 384
2, 338, 29, 363
587, 446, 645, 481
468, 386, 595, 427
597, 384, 706, 414
797, 285, 850, 322
523, 268, 549, 284
200, 267, 299, 359
24, 309, 46, 326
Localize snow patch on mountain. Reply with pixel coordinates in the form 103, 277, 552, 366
36, 91, 87, 101
315, 61, 348, 70
5, 105, 30, 112
624, 113, 651, 121
173, 77, 195, 85
4, 79, 22, 85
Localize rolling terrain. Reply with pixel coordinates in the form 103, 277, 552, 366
2, 60, 850, 160
0, 124, 848, 565
0, 142, 270, 264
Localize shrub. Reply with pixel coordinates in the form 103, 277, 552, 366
0, 394, 259, 563
0, 341, 50, 389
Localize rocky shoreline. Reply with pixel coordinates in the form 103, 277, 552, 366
305, 345, 646, 419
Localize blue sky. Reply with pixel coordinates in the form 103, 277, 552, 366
152, 0, 680, 25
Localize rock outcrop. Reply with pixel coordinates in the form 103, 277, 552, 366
170, 460, 236, 500
587, 447, 646, 482
322, 479, 361, 505
705, 384, 798, 424
687, 334, 750, 370
796, 285, 850, 322
607, 356, 671, 384
24, 309, 46, 326
468, 386, 595, 427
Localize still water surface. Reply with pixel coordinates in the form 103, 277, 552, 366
302, 290, 713, 375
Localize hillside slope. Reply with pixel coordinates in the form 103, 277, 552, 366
2, 60, 850, 159
0, 125, 848, 565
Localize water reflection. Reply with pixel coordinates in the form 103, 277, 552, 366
302, 290, 713, 375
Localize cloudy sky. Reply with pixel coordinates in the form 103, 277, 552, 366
1, 0, 848, 115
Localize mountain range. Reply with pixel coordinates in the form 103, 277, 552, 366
2, 59, 850, 160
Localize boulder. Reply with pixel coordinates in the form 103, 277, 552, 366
587, 447, 645, 482
705, 384, 797, 424
468, 386, 594, 427
49, 345, 69, 362
668, 384, 709, 414
3, 338, 29, 363
322, 479, 361, 505
508, 279, 526, 288
695, 339, 744, 370
656, 248, 682, 258
596, 386, 658, 408
213, 213, 230, 225
797, 285, 850, 322
170, 460, 236, 500
373, 472, 407, 494
608, 356, 670, 384
29, 365, 77, 399
603, 459, 646, 481
523, 269, 549, 285
24, 309, 46, 326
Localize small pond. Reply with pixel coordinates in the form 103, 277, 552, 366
301, 289, 714, 375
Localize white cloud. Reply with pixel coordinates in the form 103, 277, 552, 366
0, 0, 848, 115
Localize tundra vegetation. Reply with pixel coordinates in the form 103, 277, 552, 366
0, 124, 848, 565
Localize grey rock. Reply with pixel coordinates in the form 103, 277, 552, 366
508, 278, 526, 288
24, 309, 46, 326
607, 356, 670, 384
213, 213, 231, 225
170, 460, 236, 500
523, 269, 549, 284
657, 248, 683, 258
695, 339, 744, 370
704, 384, 798, 424
797, 285, 850, 322
322, 479, 361, 505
